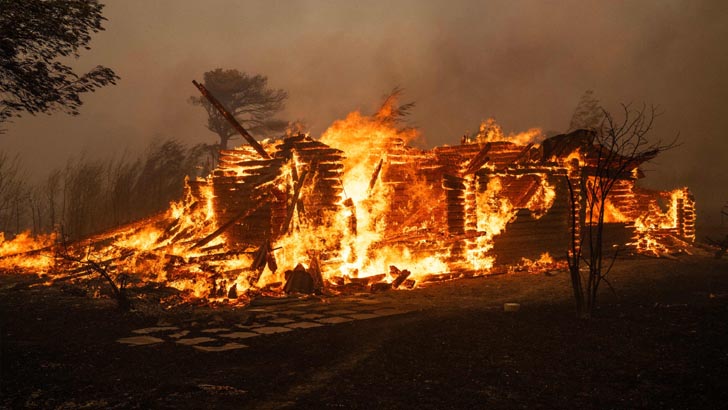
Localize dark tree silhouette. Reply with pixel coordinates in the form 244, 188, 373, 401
0, 0, 119, 130
190, 69, 288, 149
565, 103, 677, 319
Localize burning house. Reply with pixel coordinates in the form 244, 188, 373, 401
0, 89, 695, 303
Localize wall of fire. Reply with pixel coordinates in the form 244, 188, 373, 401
189, 133, 695, 272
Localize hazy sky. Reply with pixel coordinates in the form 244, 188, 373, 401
2, 0, 727, 224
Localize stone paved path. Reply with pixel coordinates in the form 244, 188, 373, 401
117, 295, 412, 352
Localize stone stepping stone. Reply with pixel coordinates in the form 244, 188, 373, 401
299, 313, 324, 320
345, 305, 381, 312
234, 323, 265, 329
131, 326, 179, 334
169, 330, 190, 339
252, 326, 293, 335
287, 301, 314, 306
176, 337, 217, 346
268, 317, 295, 324
347, 313, 382, 320
193, 342, 247, 352
285, 321, 323, 329
316, 316, 353, 324
277, 310, 306, 315
246, 307, 274, 312
341, 298, 381, 305
355, 299, 384, 305
117, 336, 164, 346
373, 308, 408, 316
219, 331, 260, 339
201, 328, 230, 333
327, 309, 357, 315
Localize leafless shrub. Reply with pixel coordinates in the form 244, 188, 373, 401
566, 103, 677, 319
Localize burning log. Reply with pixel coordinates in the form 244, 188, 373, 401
463, 143, 491, 175
421, 272, 460, 283
368, 158, 384, 193
390, 265, 412, 289
402, 279, 417, 289
349, 273, 386, 285
511, 143, 535, 165
187, 249, 256, 264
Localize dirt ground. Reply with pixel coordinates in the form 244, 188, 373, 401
1, 254, 727, 410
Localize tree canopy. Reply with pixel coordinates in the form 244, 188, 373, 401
0, 0, 119, 129
190, 69, 288, 149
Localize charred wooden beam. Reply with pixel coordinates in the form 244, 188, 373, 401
187, 249, 257, 263
283, 169, 309, 233
349, 273, 386, 286
368, 158, 384, 194
512, 143, 535, 164
192, 80, 270, 159
390, 265, 411, 288
463, 143, 491, 175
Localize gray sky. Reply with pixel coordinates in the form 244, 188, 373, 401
2, 0, 727, 224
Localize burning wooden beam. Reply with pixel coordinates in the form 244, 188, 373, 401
283, 169, 310, 233
463, 143, 491, 175
368, 158, 384, 193
390, 265, 411, 288
191, 80, 270, 159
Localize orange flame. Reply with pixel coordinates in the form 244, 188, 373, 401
0, 231, 56, 272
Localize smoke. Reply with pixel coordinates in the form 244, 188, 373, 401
1, 0, 726, 224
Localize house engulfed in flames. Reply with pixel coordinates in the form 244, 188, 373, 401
0, 104, 695, 302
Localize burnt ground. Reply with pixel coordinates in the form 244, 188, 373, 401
1, 255, 728, 410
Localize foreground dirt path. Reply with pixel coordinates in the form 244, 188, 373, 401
2, 255, 727, 409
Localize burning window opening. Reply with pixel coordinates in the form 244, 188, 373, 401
0, 93, 695, 306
